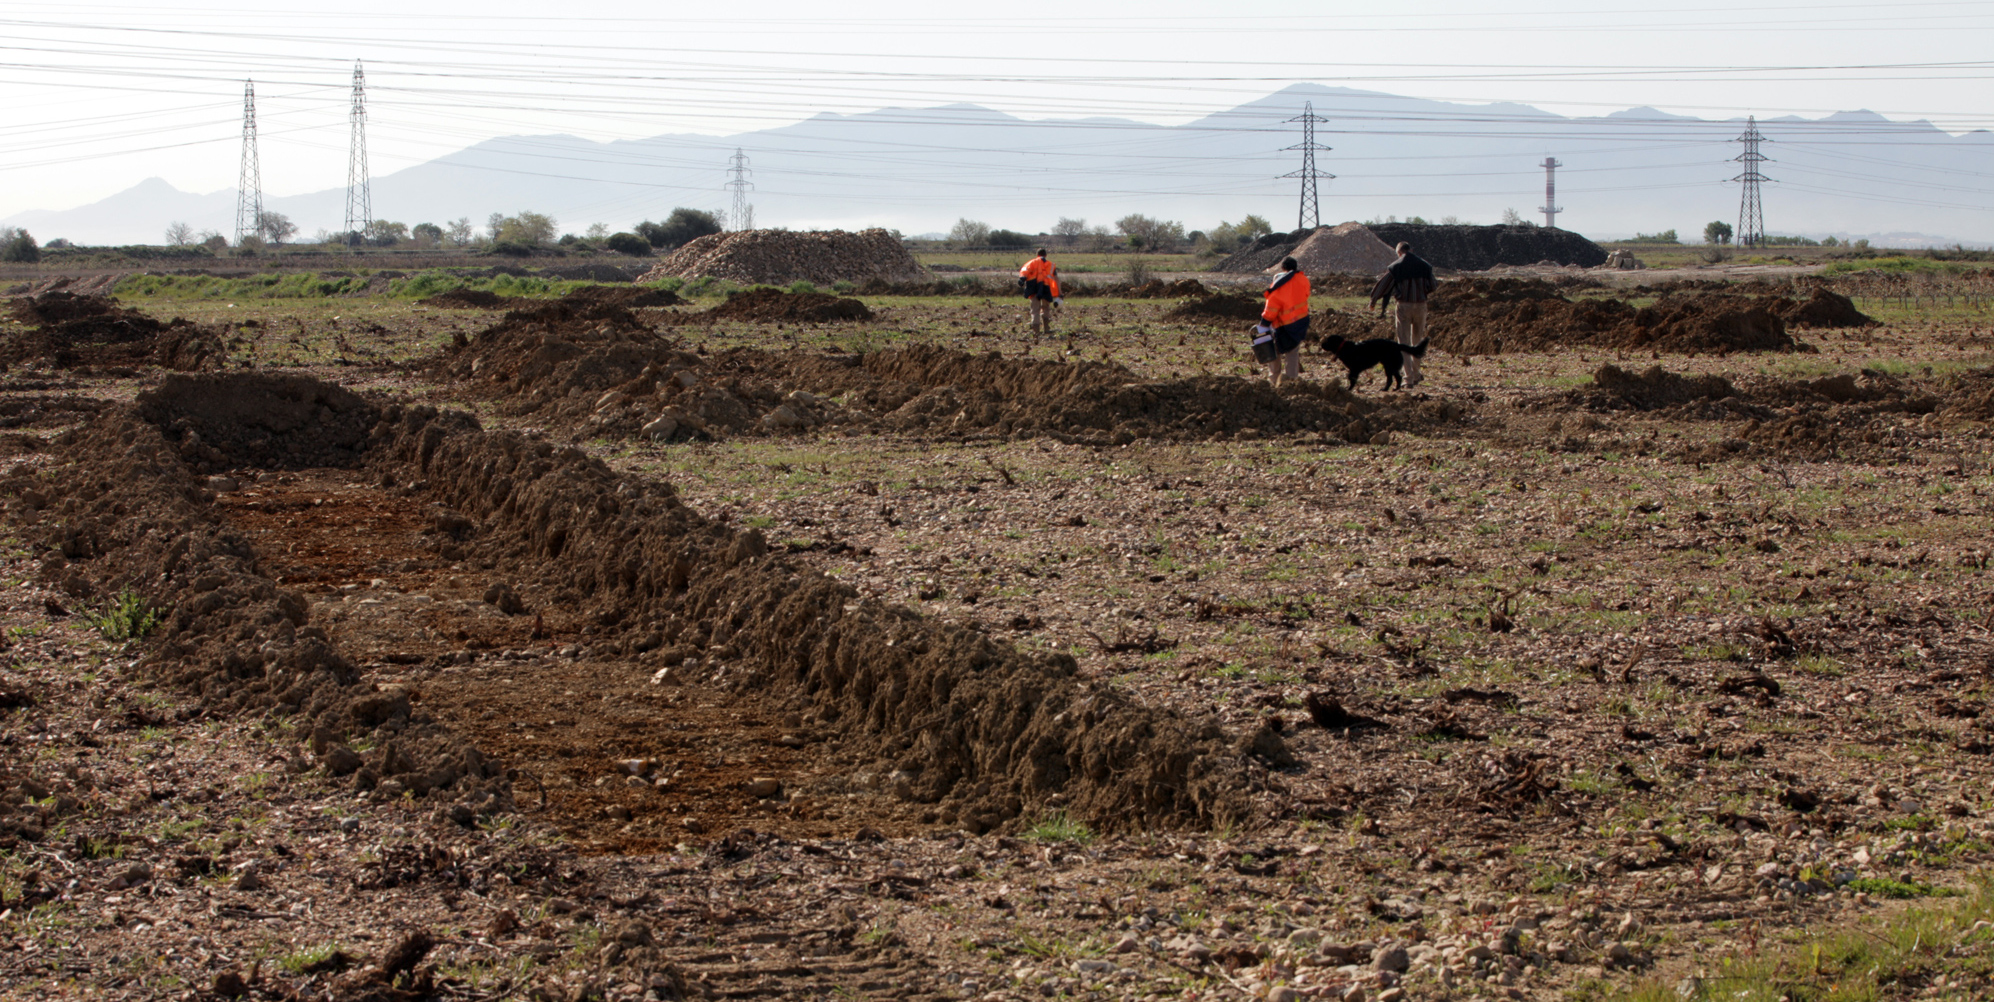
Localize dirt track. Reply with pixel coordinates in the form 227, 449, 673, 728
2, 273, 1994, 1001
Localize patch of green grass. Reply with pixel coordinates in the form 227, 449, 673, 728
1680, 641, 1746, 663
1884, 814, 1940, 832
115, 269, 611, 302
1846, 876, 1957, 899
1527, 860, 1577, 894
1613, 877, 1994, 1001
1821, 255, 1974, 275
1024, 811, 1095, 845
277, 943, 347, 975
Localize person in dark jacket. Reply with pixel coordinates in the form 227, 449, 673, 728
1368, 242, 1438, 388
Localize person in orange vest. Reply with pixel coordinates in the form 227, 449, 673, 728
1257, 256, 1310, 387
1018, 248, 1060, 334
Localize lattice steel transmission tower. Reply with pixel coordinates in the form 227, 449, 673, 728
1538, 157, 1563, 229
1732, 116, 1772, 248
726, 149, 754, 231
233, 80, 263, 246
1280, 101, 1333, 230
343, 60, 373, 241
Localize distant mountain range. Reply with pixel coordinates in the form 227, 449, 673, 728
6, 83, 1991, 247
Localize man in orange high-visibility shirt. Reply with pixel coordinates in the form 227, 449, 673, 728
1260, 256, 1310, 387
1019, 248, 1058, 334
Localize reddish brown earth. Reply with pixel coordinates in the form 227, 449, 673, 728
213, 470, 924, 855
1, 274, 1992, 1002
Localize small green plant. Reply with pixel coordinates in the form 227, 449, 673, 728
84, 590, 162, 642
1024, 811, 1095, 845
277, 943, 347, 975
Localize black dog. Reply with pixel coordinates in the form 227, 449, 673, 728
1320, 334, 1429, 390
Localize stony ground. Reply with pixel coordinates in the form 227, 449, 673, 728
3, 281, 1994, 1002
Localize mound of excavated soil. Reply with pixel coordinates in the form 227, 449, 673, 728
1427, 278, 1797, 355
638, 228, 930, 286
438, 293, 1474, 447
1164, 294, 1265, 322
1368, 223, 1609, 270
560, 284, 687, 308
1773, 288, 1875, 328
420, 289, 524, 309
1123, 279, 1214, 299
1212, 229, 1312, 274
1525, 363, 1994, 463
702, 288, 872, 323
2, 291, 224, 371
424, 285, 685, 311
1945, 367, 1994, 421
18, 394, 508, 815
1287, 222, 1399, 275
135, 373, 377, 471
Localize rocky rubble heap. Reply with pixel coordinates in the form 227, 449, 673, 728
638, 228, 931, 286
1285, 221, 1400, 275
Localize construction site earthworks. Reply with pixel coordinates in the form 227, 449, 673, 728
3, 239, 1994, 1002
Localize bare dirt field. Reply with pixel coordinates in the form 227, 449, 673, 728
2, 268, 1993, 1002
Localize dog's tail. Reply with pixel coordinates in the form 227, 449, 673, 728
1402, 338, 1429, 358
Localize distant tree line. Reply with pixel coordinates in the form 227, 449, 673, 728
135, 206, 726, 257
933, 213, 1274, 255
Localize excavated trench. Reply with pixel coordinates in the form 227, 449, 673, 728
32, 373, 1274, 854
211, 468, 895, 853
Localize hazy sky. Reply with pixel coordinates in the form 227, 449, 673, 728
3, 0, 1991, 217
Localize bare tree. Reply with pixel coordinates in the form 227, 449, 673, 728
255, 210, 297, 244
164, 221, 195, 246
948, 218, 991, 246
445, 217, 475, 246
1051, 217, 1088, 245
